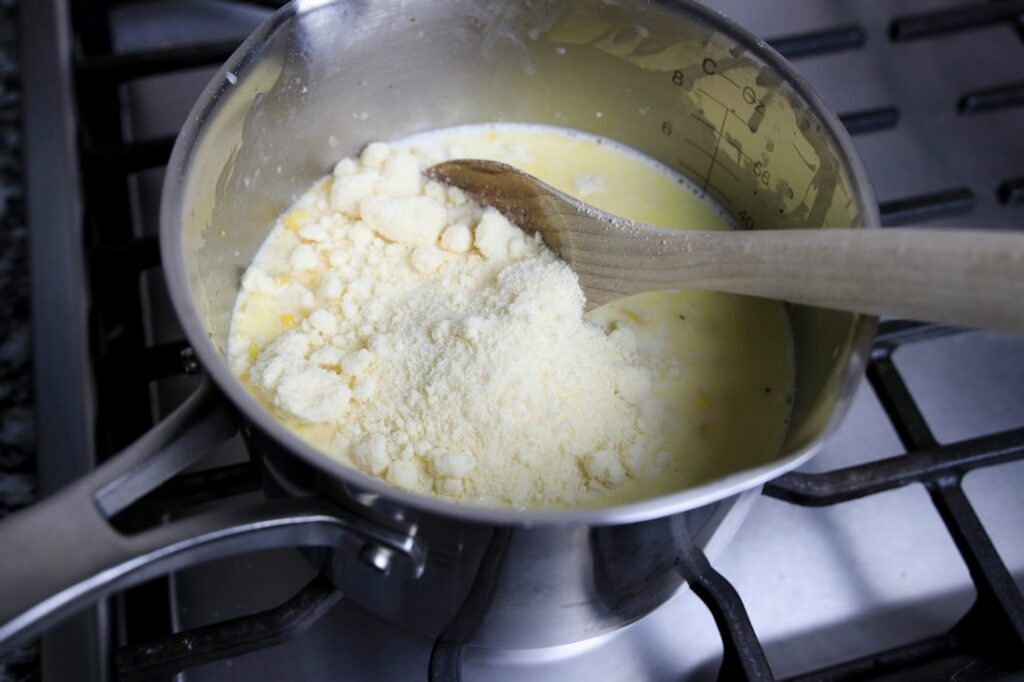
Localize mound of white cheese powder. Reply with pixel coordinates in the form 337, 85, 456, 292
230, 142, 672, 508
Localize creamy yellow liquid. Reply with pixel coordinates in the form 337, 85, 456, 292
230, 124, 794, 505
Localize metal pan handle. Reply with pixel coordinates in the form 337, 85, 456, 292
0, 381, 424, 652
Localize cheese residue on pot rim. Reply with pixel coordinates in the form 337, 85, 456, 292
228, 124, 794, 509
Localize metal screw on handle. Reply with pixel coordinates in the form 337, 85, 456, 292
181, 346, 200, 375
360, 544, 396, 574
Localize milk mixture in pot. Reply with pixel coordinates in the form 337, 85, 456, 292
228, 124, 794, 509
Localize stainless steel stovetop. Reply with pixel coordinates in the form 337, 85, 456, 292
20, 1, 1024, 680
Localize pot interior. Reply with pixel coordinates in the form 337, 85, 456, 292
168, 0, 876, 499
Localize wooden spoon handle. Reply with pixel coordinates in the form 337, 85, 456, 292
426, 159, 1023, 331
577, 228, 1024, 332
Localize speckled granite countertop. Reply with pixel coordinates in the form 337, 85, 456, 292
0, 0, 31, 524
0, 0, 39, 679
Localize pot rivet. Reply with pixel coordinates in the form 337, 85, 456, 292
180, 347, 200, 375
360, 544, 394, 574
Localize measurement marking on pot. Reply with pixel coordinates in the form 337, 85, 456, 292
725, 136, 753, 165
687, 72, 782, 197
686, 138, 741, 184
678, 158, 708, 183
800, 179, 815, 205
703, 110, 730, 191
752, 160, 771, 187
690, 113, 718, 132
685, 137, 714, 158
696, 86, 729, 110
791, 142, 816, 170
698, 56, 752, 97
687, 105, 756, 190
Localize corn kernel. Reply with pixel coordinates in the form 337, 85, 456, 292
280, 314, 297, 329
247, 344, 260, 361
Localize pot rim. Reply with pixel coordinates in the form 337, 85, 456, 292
160, 0, 880, 528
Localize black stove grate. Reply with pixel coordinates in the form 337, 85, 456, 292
38, 0, 1024, 680
106, 323, 1024, 682
113, 574, 341, 682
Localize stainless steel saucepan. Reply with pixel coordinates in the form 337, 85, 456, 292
0, 0, 877, 651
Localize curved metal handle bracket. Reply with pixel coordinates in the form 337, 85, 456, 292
94, 380, 236, 516
0, 380, 424, 652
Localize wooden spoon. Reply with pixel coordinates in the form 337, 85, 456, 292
427, 159, 1024, 332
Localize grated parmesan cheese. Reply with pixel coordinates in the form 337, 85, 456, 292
229, 142, 677, 508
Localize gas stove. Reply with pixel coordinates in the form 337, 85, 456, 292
18, 1, 1024, 680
